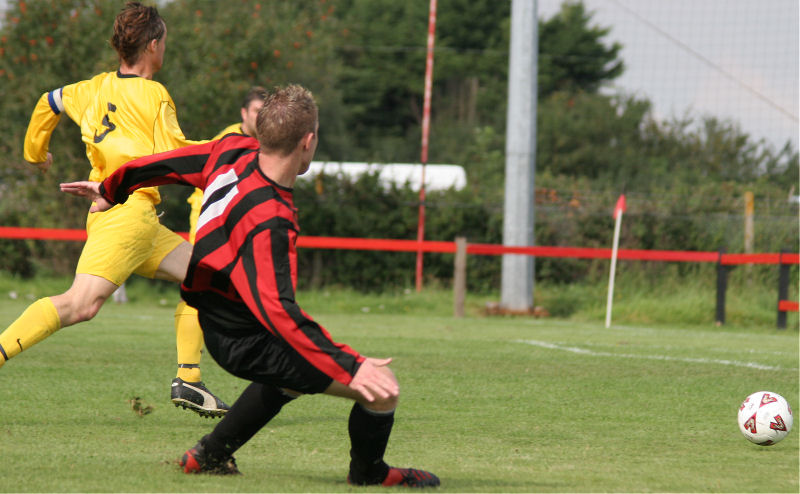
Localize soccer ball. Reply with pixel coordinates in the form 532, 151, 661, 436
738, 391, 793, 446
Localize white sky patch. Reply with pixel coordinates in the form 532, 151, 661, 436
539, 0, 798, 150
515, 339, 797, 372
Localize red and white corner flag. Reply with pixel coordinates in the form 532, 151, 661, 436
613, 194, 627, 219
606, 194, 626, 328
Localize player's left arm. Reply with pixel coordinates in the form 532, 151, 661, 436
236, 221, 365, 386
152, 96, 208, 153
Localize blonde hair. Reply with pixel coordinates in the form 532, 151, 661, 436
256, 85, 318, 156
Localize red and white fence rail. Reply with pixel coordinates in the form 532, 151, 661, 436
0, 227, 797, 327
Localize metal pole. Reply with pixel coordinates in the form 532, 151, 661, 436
501, 0, 537, 311
715, 249, 727, 325
777, 250, 789, 330
744, 191, 754, 280
453, 236, 467, 318
415, 0, 437, 292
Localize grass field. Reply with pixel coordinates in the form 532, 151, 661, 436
0, 279, 798, 492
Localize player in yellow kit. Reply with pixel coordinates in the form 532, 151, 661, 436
184, 86, 268, 242
214, 86, 268, 140
0, 2, 228, 417
175, 88, 268, 361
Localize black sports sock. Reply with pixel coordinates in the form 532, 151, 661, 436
203, 382, 295, 458
348, 403, 395, 483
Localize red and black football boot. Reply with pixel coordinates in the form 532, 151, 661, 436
179, 442, 240, 475
348, 466, 440, 488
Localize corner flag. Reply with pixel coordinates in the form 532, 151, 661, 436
613, 194, 627, 219
606, 194, 626, 328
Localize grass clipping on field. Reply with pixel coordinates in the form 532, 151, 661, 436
128, 396, 154, 417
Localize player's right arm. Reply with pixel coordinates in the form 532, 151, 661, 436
61, 140, 217, 208
58, 181, 113, 213
23, 79, 94, 166
23, 89, 64, 166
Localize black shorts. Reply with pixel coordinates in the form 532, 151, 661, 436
198, 310, 333, 395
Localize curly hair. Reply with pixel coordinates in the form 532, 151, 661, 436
110, 2, 166, 66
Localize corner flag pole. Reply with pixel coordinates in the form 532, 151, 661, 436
415, 0, 437, 292
605, 194, 626, 328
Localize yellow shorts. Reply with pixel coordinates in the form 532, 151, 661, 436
75, 193, 185, 286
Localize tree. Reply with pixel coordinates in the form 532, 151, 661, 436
537, 0, 624, 97
1, 0, 795, 284
0, 0, 123, 275
330, 0, 428, 161
154, 0, 346, 230
537, 91, 651, 183
0, 0, 121, 228
157, 0, 343, 146
0, 0, 346, 271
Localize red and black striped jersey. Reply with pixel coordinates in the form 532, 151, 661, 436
99, 134, 364, 385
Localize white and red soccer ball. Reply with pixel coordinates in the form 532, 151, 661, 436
738, 391, 793, 446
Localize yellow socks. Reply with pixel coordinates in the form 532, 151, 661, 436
0, 297, 61, 367
174, 301, 203, 382
1, 298, 205, 383
0, 299, 206, 382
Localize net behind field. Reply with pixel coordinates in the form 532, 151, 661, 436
538, 0, 799, 151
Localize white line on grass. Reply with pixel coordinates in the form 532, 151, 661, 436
568, 341, 797, 358
514, 339, 798, 372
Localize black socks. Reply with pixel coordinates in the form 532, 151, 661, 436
203, 382, 295, 457
199, 384, 396, 485
347, 403, 395, 484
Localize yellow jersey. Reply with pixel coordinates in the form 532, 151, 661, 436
212, 122, 244, 140
24, 70, 202, 203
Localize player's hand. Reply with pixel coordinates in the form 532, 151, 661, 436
28, 152, 53, 174
59, 181, 114, 213
348, 357, 398, 402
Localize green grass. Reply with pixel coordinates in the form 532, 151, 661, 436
0, 276, 797, 492
2, 268, 795, 329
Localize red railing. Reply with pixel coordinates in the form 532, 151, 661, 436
1, 227, 796, 326
1, 227, 797, 264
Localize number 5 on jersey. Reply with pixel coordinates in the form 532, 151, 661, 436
93, 102, 117, 143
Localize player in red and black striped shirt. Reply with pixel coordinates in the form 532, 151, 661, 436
60, 85, 439, 488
